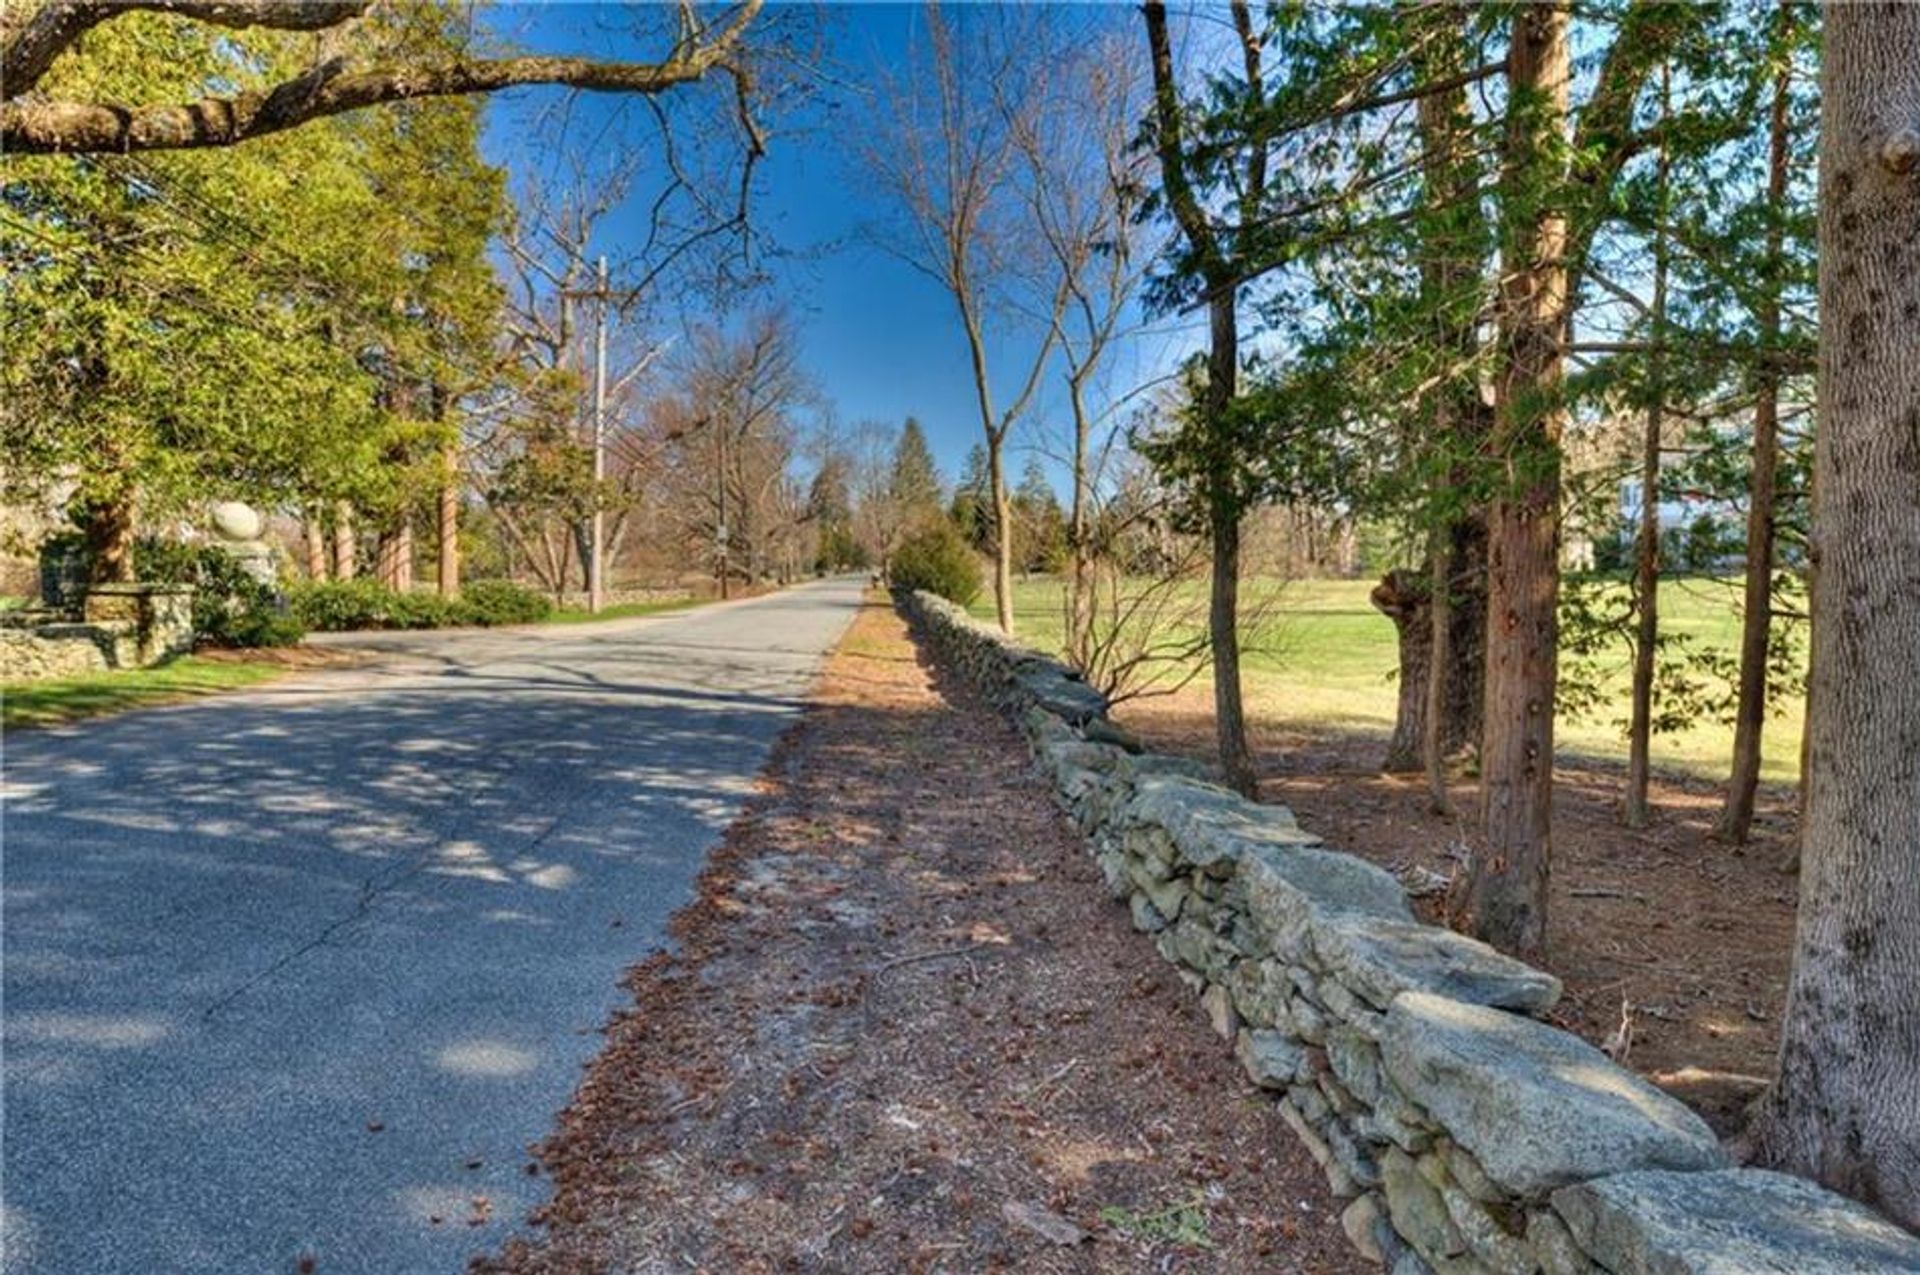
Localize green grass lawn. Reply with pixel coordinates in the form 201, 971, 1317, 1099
968, 574, 1805, 784
3, 656, 287, 730
544, 597, 705, 625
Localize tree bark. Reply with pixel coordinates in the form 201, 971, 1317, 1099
1205, 288, 1257, 797
438, 446, 461, 600
332, 501, 355, 580
1720, 13, 1793, 844
1067, 375, 1094, 670
1406, 5, 1488, 803
1376, 568, 1433, 774
1423, 539, 1454, 814
81, 489, 137, 584
1462, 2, 1571, 963
1209, 502, 1257, 796
375, 518, 412, 592
1758, 1, 1920, 1230
1143, 0, 1259, 797
988, 440, 1015, 635
304, 514, 329, 581
1625, 74, 1671, 830
1, 2, 762, 154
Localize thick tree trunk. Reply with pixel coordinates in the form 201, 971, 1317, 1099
1376, 569, 1432, 773
304, 515, 330, 581
1462, 2, 1570, 963
375, 518, 413, 592
332, 501, 355, 580
1759, 3, 1920, 1229
1379, 542, 1487, 778
81, 490, 138, 584
1720, 22, 1792, 844
438, 474, 460, 599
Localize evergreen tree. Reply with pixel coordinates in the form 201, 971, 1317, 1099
1012, 456, 1067, 575
949, 444, 994, 553
888, 417, 944, 529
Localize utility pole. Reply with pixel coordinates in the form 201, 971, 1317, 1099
715, 419, 730, 600
588, 255, 610, 614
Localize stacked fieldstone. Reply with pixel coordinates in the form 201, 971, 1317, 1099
0, 584, 194, 682
899, 588, 1920, 1275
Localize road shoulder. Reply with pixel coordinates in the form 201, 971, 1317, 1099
478, 596, 1358, 1273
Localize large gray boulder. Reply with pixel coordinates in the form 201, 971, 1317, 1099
1551, 1169, 1920, 1274
1012, 665, 1108, 725
1241, 842, 1414, 962
1126, 777, 1324, 871
1379, 993, 1726, 1196
1311, 913, 1562, 1012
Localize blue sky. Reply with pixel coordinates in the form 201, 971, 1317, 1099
477, 3, 1199, 494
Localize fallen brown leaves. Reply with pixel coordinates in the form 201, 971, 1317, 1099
474, 598, 1358, 1274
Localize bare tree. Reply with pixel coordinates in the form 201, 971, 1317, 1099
1, 1, 764, 155
1005, 17, 1151, 669
863, 3, 1066, 635
644, 313, 815, 591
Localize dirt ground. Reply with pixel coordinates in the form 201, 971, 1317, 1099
478, 599, 1361, 1274
1120, 692, 1799, 1135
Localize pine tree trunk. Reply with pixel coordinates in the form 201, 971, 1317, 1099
1463, 2, 1570, 963
1720, 18, 1793, 844
304, 515, 329, 581
1408, 7, 1486, 806
438, 472, 460, 599
1375, 568, 1431, 774
376, 518, 413, 592
1424, 540, 1454, 815
1759, 2, 1920, 1229
1625, 98, 1670, 830
332, 501, 355, 580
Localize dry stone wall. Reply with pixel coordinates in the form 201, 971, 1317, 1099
898, 588, 1920, 1275
1, 585, 194, 682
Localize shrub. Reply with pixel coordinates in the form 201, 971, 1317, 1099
134, 537, 304, 648
291, 578, 557, 631
290, 579, 442, 631
459, 579, 552, 626
889, 521, 983, 605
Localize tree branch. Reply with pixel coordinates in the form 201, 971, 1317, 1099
2, 1, 372, 98
2, 0, 761, 153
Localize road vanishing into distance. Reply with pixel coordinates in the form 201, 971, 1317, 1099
1, 578, 866, 1273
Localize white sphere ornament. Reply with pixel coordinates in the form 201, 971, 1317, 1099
210, 501, 262, 542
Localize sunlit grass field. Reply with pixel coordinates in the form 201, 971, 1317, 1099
969, 575, 1805, 785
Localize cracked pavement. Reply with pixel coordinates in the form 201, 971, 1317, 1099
0, 578, 864, 1274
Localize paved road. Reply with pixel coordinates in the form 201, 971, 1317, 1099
1, 579, 865, 1273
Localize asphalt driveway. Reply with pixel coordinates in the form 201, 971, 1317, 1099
1, 578, 865, 1273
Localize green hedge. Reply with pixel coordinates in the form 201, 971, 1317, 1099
288, 578, 552, 632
